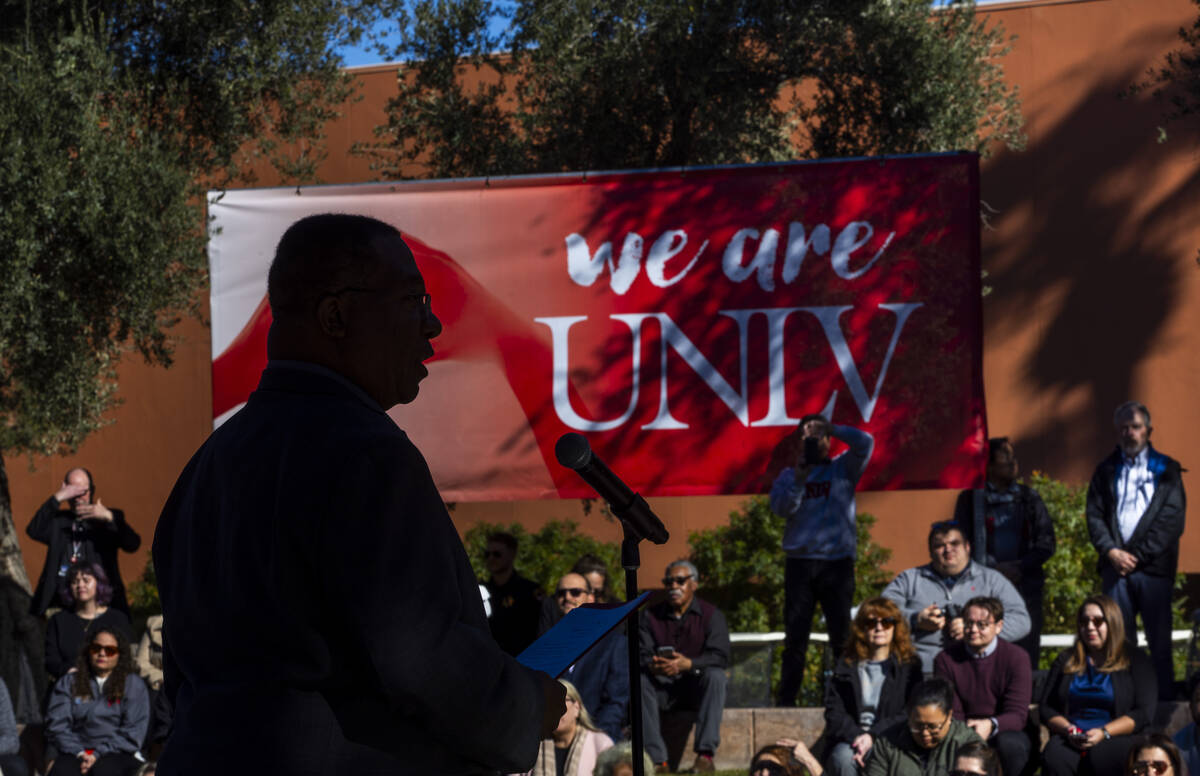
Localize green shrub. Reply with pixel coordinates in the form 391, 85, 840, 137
462, 519, 625, 599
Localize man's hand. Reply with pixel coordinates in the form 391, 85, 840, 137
966, 718, 994, 740
75, 498, 113, 522
1107, 548, 1138, 576
538, 672, 568, 738
915, 604, 945, 632
79, 752, 97, 773
650, 653, 693, 678
851, 732, 874, 766
54, 482, 89, 505
946, 617, 965, 641
776, 738, 821, 774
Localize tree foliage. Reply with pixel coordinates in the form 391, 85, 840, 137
369, 0, 1024, 179
0, 0, 396, 588
1128, 0, 1200, 140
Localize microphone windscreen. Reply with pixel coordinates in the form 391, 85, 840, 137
554, 433, 593, 470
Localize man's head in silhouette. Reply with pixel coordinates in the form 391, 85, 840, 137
267, 214, 442, 408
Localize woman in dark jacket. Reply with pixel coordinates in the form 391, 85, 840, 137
824, 597, 922, 776
45, 563, 133, 679
1040, 594, 1157, 776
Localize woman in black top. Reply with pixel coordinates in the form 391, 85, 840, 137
823, 596, 922, 775
1040, 594, 1157, 776
44, 564, 132, 679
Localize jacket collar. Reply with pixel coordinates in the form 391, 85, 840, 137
256, 360, 385, 414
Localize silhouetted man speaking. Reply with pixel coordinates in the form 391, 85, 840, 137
153, 214, 565, 775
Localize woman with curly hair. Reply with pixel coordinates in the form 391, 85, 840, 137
45, 627, 148, 776
1040, 594, 1157, 776
45, 563, 133, 679
823, 596, 922, 775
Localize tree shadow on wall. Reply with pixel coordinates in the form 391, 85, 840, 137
982, 45, 1200, 473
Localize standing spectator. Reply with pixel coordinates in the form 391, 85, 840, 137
863, 677, 981, 776
639, 560, 730, 773
770, 414, 873, 707
0, 678, 30, 776
1170, 681, 1200, 775
882, 522, 1030, 674
953, 437, 1056, 662
551, 573, 628, 742
45, 627, 148, 776
518, 680, 613, 776
823, 597, 922, 776
485, 531, 544, 656
27, 468, 141, 616
1039, 594, 1156, 776
933, 597, 1033, 776
1086, 401, 1186, 699
45, 564, 133, 679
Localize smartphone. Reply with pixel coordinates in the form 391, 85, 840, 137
803, 436, 821, 465
656, 646, 677, 658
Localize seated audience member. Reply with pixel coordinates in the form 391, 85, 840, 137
520, 680, 613, 776
135, 763, 156, 776
1171, 681, 1200, 775
882, 521, 1030, 673
592, 740, 657, 776
553, 573, 628, 741
484, 531, 543, 655
45, 563, 133, 679
952, 741, 1002, 776
1125, 733, 1184, 776
954, 437, 1056, 664
767, 739, 825, 776
640, 560, 730, 773
45, 627, 148, 776
1040, 594, 1156, 776
540, 555, 616, 636
0, 678, 30, 776
863, 677, 982, 776
0, 574, 45, 725
934, 596, 1032, 776
824, 597, 922, 776
134, 615, 163, 691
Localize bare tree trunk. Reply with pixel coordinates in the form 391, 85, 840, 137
0, 455, 32, 593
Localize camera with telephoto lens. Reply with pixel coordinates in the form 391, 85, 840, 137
940, 602, 961, 621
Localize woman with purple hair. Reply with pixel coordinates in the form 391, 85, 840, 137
45, 563, 133, 679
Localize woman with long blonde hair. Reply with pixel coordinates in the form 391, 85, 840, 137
1040, 594, 1157, 776
822, 597, 922, 775
517, 679, 613, 776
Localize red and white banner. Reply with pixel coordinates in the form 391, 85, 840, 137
209, 154, 986, 501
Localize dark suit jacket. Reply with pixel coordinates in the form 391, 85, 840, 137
152, 363, 546, 775
953, 483, 1055, 594
26, 499, 140, 616
1040, 646, 1157, 730
1086, 446, 1186, 578
823, 653, 922, 745
563, 627, 628, 741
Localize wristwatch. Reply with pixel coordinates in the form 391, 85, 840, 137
1101, 728, 1112, 740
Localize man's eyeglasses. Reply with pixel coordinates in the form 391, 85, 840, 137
89, 644, 119, 657
862, 617, 897, 630
662, 575, 693, 587
556, 587, 588, 599
909, 715, 950, 734
327, 287, 432, 310
963, 619, 995, 631
1132, 761, 1171, 776
1079, 615, 1106, 628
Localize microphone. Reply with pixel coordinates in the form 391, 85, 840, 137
554, 433, 669, 544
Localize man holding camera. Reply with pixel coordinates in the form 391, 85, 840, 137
769, 414, 874, 707
883, 522, 1030, 674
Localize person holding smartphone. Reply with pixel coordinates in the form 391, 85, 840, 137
770, 414, 874, 707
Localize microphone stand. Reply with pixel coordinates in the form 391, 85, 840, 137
619, 527, 648, 776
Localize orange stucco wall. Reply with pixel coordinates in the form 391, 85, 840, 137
8, 0, 1200, 592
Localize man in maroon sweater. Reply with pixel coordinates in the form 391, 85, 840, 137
933, 596, 1032, 776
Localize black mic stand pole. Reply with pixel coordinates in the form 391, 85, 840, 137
618, 524, 648, 776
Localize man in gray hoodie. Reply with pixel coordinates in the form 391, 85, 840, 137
770, 414, 873, 706
883, 522, 1030, 674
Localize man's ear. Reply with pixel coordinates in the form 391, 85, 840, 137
316, 295, 347, 338
995, 619, 1004, 635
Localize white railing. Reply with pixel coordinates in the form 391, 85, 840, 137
730, 630, 1193, 648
